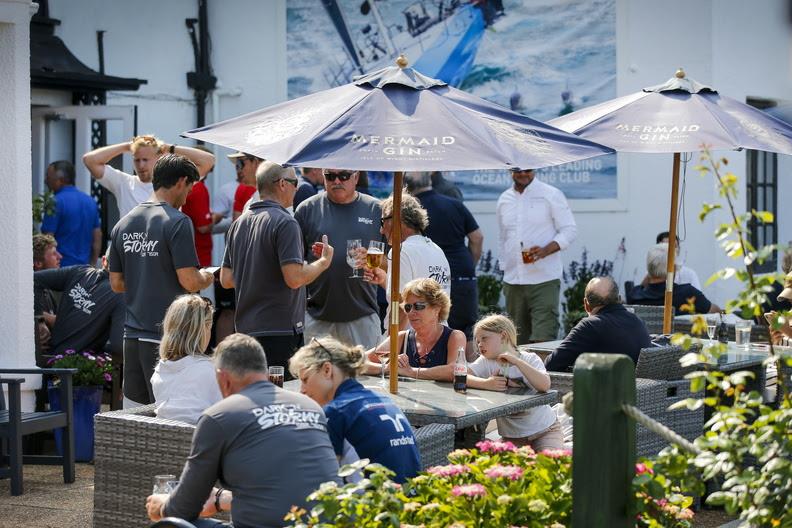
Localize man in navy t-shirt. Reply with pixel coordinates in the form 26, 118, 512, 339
324, 378, 421, 483
406, 172, 483, 358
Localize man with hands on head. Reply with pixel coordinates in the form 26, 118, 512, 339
83, 134, 215, 218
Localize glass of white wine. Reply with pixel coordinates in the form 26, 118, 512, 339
706, 317, 716, 343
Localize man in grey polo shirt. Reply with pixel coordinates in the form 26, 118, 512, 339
220, 161, 333, 376
109, 154, 214, 407
295, 168, 382, 349
146, 333, 340, 528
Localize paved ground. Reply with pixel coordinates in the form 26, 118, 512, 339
0, 463, 735, 528
0, 463, 93, 528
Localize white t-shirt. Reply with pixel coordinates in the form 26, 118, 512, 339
213, 181, 238, 219
386, 235, 451, 301
675, 265, 701, 290
98, 165, 154, 218
468, 350, 556, 438
151, 355, 223, 425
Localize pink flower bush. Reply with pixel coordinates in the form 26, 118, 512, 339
426, 464, 470, 477
540, 448, 572, 459
451, 483, 487, 497
475, 440, 517, 453
484, 465, 524, 481
635, 462, 653, 475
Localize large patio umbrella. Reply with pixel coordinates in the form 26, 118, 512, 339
183, 56, 613, 393
550, 69, 792, 333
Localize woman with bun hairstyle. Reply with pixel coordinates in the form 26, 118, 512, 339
289, 336, 421, 482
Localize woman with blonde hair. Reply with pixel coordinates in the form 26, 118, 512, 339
290, 336, 421, 482
151, 294, 222, 424
366, 278, 466, 381
467, 313, 563, 451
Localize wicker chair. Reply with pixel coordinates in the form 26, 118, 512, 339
623, 304, 667, 334
94, 405, 455, 528
549, 372, 695, 458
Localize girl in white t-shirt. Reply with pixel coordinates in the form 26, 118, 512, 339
468, 314, 564, 452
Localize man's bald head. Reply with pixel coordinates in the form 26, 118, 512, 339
584, 276, 619, 313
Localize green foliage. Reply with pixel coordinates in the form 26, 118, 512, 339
651, 150, 792, 527
561, 249, 614, 332
47, 349, 113, 387
285, 441, 694, 528
32, 190, 55, 231
477, 249, 504, 314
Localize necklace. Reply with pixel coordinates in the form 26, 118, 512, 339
413, 325, 444, 366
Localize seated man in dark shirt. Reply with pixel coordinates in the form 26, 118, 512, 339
627, 243, 720, 314
34, 251, 124, 361
146, 333, 339, 528
545, 276, 652, 372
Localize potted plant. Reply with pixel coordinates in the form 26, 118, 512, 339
47, 349, 113, 461
477, 250, 504, 314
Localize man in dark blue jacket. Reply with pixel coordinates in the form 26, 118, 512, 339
545, 276, 651, 372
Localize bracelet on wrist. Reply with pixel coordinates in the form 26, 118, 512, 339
214, 487, 225, 513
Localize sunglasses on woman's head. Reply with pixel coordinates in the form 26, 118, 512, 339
324, 171, 354, 182
402, 302, 428, 313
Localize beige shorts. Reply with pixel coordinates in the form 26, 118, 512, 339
501, 419, 565, 452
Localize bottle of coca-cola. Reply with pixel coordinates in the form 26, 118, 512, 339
453, 348, 467, 394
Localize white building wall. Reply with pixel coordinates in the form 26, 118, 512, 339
1, 0, 39, 409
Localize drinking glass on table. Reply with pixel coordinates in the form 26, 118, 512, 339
346, 239, 363, 279
152, 474, 178, 494
366, 240, 385, 279
735, 320, 752, 348
706, 317, 717, 343
377, 350, 390, 386
268, 366, 284, 388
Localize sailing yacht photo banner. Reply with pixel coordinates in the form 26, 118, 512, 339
287, 0, 617, 200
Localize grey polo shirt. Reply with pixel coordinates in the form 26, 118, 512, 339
109, 202, 198, 340
164, 380, 340, 528
223, 200, 306, 336
294, 192, 382, 322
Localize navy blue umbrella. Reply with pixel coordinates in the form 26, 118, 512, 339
184, 57, 613, 393
183, 59, 612, 172
550, 69, 792, 333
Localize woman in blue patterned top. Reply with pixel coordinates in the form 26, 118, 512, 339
289, 336, 421, 483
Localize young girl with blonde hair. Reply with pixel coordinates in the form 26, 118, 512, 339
468, 313, 563, 451
151, 295, 222, 424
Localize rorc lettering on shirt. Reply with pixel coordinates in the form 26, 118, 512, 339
251, 404, 326, 431
122, 232, 160, 256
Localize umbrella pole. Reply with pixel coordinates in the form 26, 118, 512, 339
389, 172, 404, 394
663, 153, 681, 334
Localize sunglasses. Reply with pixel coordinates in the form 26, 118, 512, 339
325, 171, 354, 182
402, 302, 428, 313
380, 215, 393, 227
279, 177, 299, 187
235, 158, 254, 170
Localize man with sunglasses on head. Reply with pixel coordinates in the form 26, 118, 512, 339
221, 162, 334, 376
229, 152, 263, 220
294, 169, 383, 349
